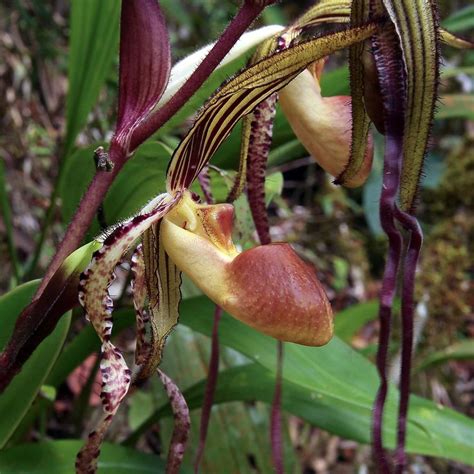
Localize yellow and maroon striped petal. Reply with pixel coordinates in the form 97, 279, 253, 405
166, 24, 378, 193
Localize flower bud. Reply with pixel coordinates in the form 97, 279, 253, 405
279, 62, 373, 187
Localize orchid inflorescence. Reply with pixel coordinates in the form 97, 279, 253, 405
0, 0, 472, 473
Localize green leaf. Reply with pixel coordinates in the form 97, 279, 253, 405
0, 440, 167, 473
65, 0, 120, 153
442, 6, 474, 33
59, 142, 171, 237
416, 340, 474, 372
46, 297, 473, 466
174, 296, 474, 466
334, 300, 402, 342
320, 65, 350, 96
0, 282, 71, 448
156, 326, 297, 473
334, 300, 379, 342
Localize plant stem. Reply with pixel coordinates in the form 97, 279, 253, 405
194, 305, 222, 473
372, 135, 403, 474
33, 142, 125, 298
33, 1, 266, 300
393, 209, 422, 473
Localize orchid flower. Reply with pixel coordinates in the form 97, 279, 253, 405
73, 2, 472, 471
1, 1, 472, 473
75, 17, 380, 471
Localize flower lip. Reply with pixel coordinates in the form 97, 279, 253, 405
161, 195, 334, 347
164, 192, 237, 256
227, 243, 334, 346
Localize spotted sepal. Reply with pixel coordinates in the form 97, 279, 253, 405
79, 193, 175, 341
75, 341, 132, 474
76, 193, 177, 472
157, 369, 190, 474
130, 244, 152, 366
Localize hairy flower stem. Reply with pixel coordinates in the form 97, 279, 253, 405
194, 306, 222, 473
32, 2, 266, 300
242, 94, 284, 472
393, 210, 422, 473
373, 135, 404, 473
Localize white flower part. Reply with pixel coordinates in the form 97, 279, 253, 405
141, 192, 173, 214
157, 25, 285, 108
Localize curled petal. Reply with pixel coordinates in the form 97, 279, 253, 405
77, 194, 176, 472
166, 24, 378, 192
161, 194, 333, 346
279, 66, 373, 187
157, 369, 190, 473
79, 194, 175, 340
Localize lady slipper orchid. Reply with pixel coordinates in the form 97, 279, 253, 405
76, 20, 377, 473
0, 1, 472, 473
161, 192, 333, 346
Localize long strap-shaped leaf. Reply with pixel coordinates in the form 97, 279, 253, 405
382, 0, 439, 212
166, 24, 378, 193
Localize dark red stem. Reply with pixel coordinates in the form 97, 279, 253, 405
271, 340, 284, 474
129, 2, 265, 151
194, 305, 222, 473
393, 209, 422, 473
34, 141, 126, 297
373, 135, 403, 474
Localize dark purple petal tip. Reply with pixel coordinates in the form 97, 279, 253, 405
115, 0, 171, 150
